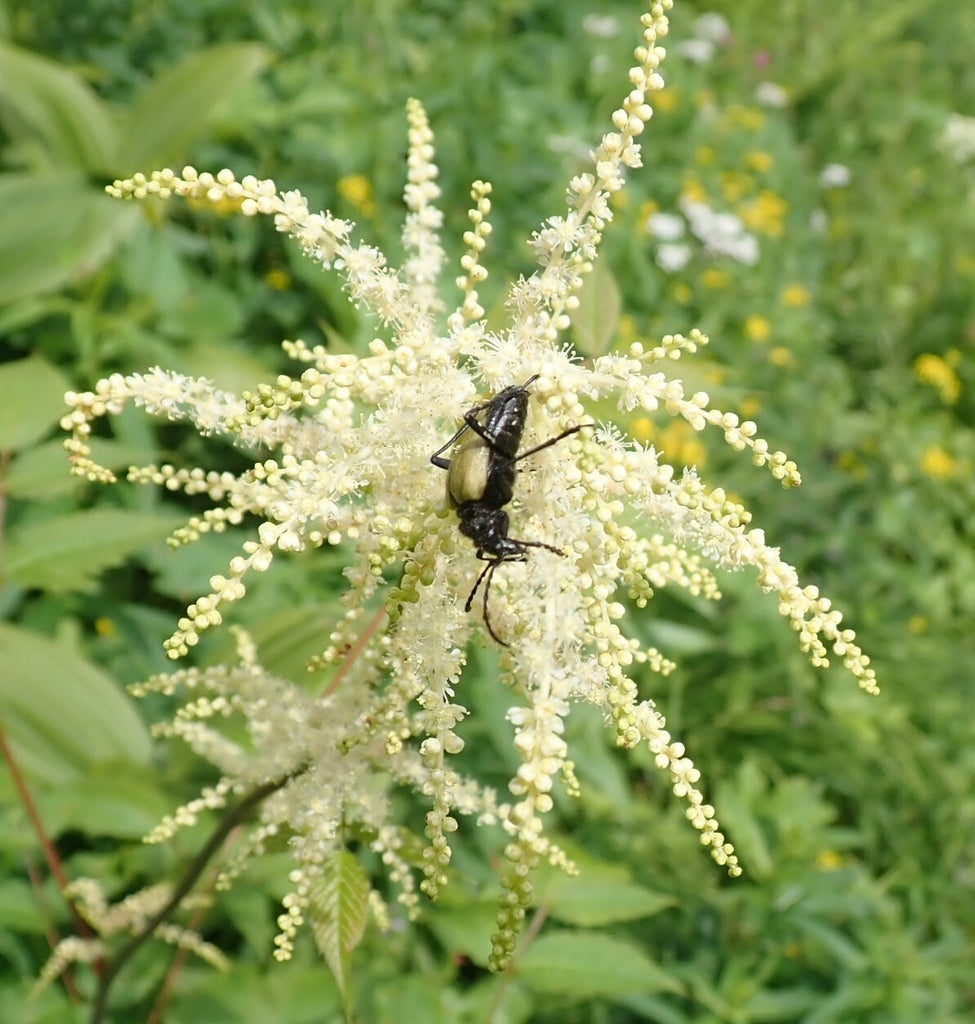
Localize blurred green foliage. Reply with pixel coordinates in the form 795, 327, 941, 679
1, 0, 974, 1020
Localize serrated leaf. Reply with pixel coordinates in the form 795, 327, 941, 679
0, 358, 70, 452
544, 874, 675, 927
308, 850, 370, 1010
3, 508, 185, 592
0, 42, 118, 170
517, 930, 683, 1000
572, 260, 622, 356
0, 622, 151, 785
206, 602, 339, 684
0, 173, 136, 304
116, 43, 270, 169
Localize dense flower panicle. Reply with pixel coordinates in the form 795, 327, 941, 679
64, 0, 878, 970
34, 877, 229, 994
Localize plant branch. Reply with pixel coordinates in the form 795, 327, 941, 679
89, 773, 298, 1024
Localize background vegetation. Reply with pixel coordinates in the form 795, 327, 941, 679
2, 0, 974, 1021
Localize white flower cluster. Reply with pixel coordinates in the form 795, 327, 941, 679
63, 0, 877, 970
647, 195, 760, 272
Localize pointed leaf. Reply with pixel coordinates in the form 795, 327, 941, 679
3, 508, 185, 592
517, 930, 683, 1000
0, 357, 70, 452
0, 42, 117, 170
572, 260, 622, 356
116, 43, 270, 169
308, 850, 370, 1009
0, 173, 136, 304
544, 874, 675, 927
0, 623, 152, 785
5, 438, 151, 499
37, 764, 172, 839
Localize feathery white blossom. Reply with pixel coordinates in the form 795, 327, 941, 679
63, 0, 877, 970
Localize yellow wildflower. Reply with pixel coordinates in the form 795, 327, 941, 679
745, 314, 771, 342
681, 178, 708, 204
914, 352, 961, 404
655, 87, 678, 113
720, 170, 751, 202
265, 268, 292, 291
337, 174, 376, 216
740, 396, 762, 418
696, 145, 716, 167
701, 268, 730, 290
727, 104, 765, 132
919, 444, 958, 480
746, 150, 774, 174
781, 283, 811, 307
740, 190, 788, 236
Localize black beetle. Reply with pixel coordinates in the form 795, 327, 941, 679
430, 374, 587, 644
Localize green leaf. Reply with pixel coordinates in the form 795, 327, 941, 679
116, 43, 270, 169
5, 438, 155, 500
572, 260, 622, 356
543, 874, 675, 927
516, 930, 684, 1001
0, 878, 48, 934
36, 764, 172, 839
308, 849, 370, 1010
0, 173, 136, 304
424, 897, 498, 968
0, 42, 117, 170
0, 358, 70, 452
715, 760, 775, 880
209, 602, 340, 683
0, 622, 152, 785
3, 508, 185, 592
4, 440, 77, 499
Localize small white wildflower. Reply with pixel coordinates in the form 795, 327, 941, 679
755, 81, 789, 109
941, 113, 975, 163
819, 162, 852, 189
583, 14, 619, 38
655, 241, 693, 272
694, 13, 731, 44
647, 211, 686, 240
677, 38, 715, 63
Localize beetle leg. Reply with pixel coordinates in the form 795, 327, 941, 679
465, 558, 496, 612
430, 420, 475, 469
514, 422, 591, 462
461, 408, 509, 451
481, 562, 509, 646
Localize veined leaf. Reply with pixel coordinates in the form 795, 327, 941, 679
3, 508, 185, 592
308, 850, 370, 1011
543, 874, 675, 927
0, 357, 70, 452
116, 43, 270, 170
0, 173, 135, 305
517, 930, 684, 1000
0, 42, 117, 170
0, 622, 152, 785
572, 260, 622, 356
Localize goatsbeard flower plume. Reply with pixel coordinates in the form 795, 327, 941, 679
62, 0, 877, 971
